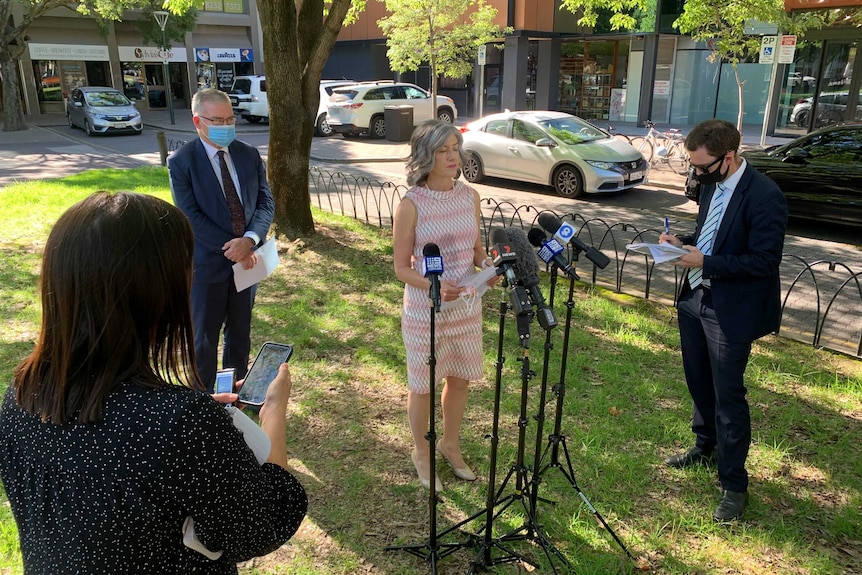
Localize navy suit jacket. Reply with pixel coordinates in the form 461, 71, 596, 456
168, 138, 274, 284
677, 163, 788, 343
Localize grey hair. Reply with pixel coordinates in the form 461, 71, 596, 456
406, 119, 467, 187
191, 88, 231, 116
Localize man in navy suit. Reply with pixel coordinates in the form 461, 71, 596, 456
168, 88, 274, 392
659, 119, 787, 522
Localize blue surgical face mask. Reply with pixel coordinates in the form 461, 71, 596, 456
207, 124, 236, 148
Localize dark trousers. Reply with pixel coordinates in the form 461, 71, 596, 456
191, 279, 257, 392
678, 287, 752, 493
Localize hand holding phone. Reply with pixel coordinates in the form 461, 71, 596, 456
236, 342, 293, 406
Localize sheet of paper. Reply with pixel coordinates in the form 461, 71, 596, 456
233, 238, 280, 291
626, 242, 689, 264
439, 266, 498, 311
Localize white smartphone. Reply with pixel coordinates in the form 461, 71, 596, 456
236, 342, 294, 406
215, 368, 235, 394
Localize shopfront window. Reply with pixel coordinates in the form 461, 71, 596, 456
776, 39, 859, 136
558, 40, 629, 123
122, 62, 146, 101
34, 61, 62, 102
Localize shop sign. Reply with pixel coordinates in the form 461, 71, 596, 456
653, 80, 670, 96
29, 43, 109, 61
118, 46, 187, 63
194, 48, 254, 63
203, 0, 244, 13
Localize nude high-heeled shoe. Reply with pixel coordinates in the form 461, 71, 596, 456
411, 450, 443, 492
437, 440, 477, 482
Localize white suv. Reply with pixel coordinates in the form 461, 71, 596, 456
229, 75, 267, 123
228, 76, 355, 136
326, 81, 457, 138
316, 80, 356, 136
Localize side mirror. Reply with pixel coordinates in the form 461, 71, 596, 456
782, 147, 810, 164
535, 138, 557, 148
74, 101, 83, 108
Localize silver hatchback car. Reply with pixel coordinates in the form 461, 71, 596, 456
66, 87, 143, 136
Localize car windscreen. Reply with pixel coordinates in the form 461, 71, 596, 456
538, 117, 608, 144
231, 79, 252, 94
85, 91, 132, 107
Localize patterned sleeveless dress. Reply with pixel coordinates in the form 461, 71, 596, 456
401, 181, 484, 393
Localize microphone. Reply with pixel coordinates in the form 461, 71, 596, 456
422, 243, 444, 313
504, 227, 558, 331
527, 228, 579, 280
537, 213, 610, 269
489, 228, 530, 315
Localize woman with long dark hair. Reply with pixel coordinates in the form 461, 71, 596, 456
0, 191, 306, 574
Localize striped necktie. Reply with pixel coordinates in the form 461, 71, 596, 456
688, 185, 725, 289
217, 150, 245, 237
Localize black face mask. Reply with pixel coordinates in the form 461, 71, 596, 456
693, 155, 728, 186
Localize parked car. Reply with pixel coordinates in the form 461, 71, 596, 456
740, 123, 862, 227
787, 71, 815, 90
789, 91, 860, 128
326, 81, 457, 138
459, 110, 647, 198
66, 86, 143, 136
229, 75, 267, 123
316, 80, 356, 136
229, 76, 354, 135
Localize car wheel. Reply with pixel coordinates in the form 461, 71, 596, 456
463, 153, 485, 183
85, 120, 95, 137
246, 116, 261, 124
795, 110, 809, 128
437, 108, 454, 124
370, 115, 386, 139
68, 114, 75, 129
553, 164, 584, 198
315, 113, 334, 137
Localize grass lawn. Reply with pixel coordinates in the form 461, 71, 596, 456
1, 168, 860, 574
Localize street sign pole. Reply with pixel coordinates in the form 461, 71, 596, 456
760, 36, 778, 146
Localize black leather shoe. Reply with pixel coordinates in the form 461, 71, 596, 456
714, 490, 748, 521
664, 446, 716, 469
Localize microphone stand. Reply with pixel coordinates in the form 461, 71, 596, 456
385, 287, 470, 572
532, 255, 638, 565
491, 271, 569, 573
464, 282, 536, 573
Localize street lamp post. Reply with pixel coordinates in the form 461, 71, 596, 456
153, 10, 175, 125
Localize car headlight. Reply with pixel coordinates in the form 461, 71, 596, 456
92, 114, 109, 120
130, 111, 141, 119
585, 160, 616, 170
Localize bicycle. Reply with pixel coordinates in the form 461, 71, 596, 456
630, 120, 690, 175
604, 123, 633, 144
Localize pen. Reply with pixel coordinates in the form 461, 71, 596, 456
664, 217, 670, 235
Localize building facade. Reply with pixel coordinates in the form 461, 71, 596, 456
7, 0, 859, 138
9, 0, 264, 117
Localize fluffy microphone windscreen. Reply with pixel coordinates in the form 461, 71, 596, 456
527, 227, 547, 248
490, 227, 508, 246
504, 227, 540, 284
537, 213, 562, 234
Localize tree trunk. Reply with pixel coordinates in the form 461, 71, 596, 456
257, 0, 353, 238
1, 50, 27, 132
734, 64, 745, 132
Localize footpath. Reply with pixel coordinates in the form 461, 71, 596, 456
0, 108, 789, 190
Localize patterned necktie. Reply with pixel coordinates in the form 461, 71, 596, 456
688, 185, 725, 289
217, 150, 245, 237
